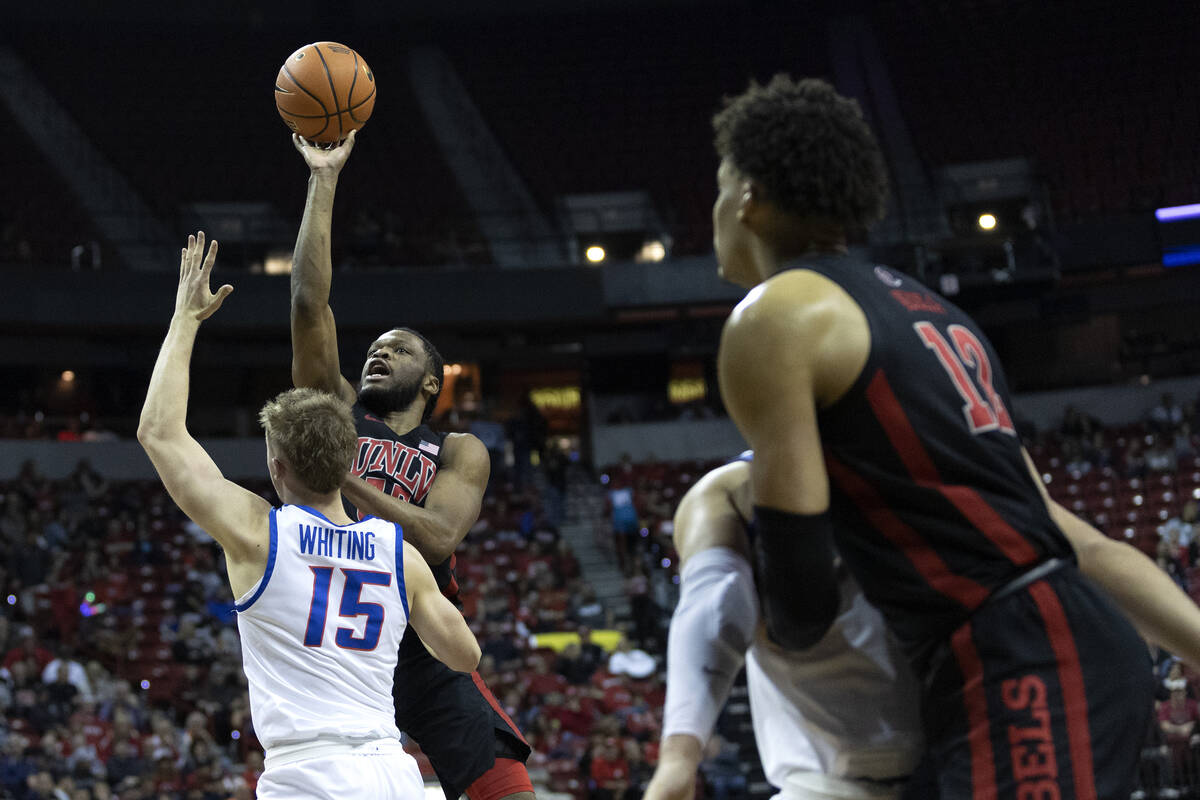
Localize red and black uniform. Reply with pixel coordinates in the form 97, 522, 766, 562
796, 255, 1153, 800
348, 404, 532, 800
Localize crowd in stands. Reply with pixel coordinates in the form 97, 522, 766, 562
6, 385, 1200, 799
0, 449, 678, 800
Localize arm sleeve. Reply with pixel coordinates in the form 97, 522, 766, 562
661, 546, 759, 743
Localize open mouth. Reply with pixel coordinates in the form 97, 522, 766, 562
364, 359, 390, 380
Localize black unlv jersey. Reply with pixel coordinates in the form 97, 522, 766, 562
345, 403, 459, 598
797, 255, 1073, 668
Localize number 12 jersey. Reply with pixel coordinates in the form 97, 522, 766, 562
798, 256, 1073, 670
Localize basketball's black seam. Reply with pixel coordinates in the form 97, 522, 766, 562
281, 89, 373, 122
313, 44, 343, 140
347, 51, 360, 119
349, 85, 376, 122
281, 63, 329, 114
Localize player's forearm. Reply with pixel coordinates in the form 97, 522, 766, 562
417, 599, 480, 672
1067, 512, 1200, 668
644, 736, 702, 800
290, 173, 338, 310
341, 475, 460, 562
138, 315, 201, 443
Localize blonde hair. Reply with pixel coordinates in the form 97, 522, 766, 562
259, 388, 357, 494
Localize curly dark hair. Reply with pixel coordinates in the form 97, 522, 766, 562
713, 75, 888, 230
394, 327, 444, 423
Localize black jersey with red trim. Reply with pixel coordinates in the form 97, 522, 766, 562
793, 255, 1072, 667
345, 403, 460, 600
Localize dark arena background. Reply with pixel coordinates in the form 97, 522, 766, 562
3, 1, 1200, 798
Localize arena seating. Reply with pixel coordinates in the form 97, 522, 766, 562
0, 103, 102, 269
871, 0, 1200, 221
6, 26, 490, 268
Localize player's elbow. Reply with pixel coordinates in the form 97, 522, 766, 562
289, 288, 326, 320
442, 630, 481, 673
753, 506, 841, 650
458, 639, 482, 673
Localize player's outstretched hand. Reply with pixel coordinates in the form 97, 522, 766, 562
175, 231, 232, 322
293, 129, 357, 174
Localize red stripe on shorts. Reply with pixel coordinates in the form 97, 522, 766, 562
826, 454, 990, 609
951, 622, 998, 800
866, 370, 1039, 567
1029, 580, 1098, 800
471, 671, 530, 747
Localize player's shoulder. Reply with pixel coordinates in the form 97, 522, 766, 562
674, 461, 752, 561
440, 431, 490, 467
727, 268, 861, 344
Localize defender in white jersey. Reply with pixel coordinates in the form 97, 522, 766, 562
646, 458, 924, 800
138, 233, 481, 800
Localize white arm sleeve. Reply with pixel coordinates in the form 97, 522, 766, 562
661, 546, 759, 743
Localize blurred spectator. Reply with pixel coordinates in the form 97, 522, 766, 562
575, 628, 607, 680
42, 646, 93, 701
589, 737, 630, 800
543, 440, 569, 526
608, 637, 656, 680
607, 482, 640, 571
1061, 404, 1101, 440
699, 735, 746, 800
570, 584, 610, 630
1159, 502, 1199, 567
1146, 435, 1177, 474
508, 396, 547, 491
1150, 393, 1185, 433
3, 627, 53, 672
557, 642, 598, 686
1123, 439, 1147, 479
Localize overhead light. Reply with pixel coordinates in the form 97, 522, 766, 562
977, 213, 997, 231
636, 240, 667, 263
61, 370, 75, 383
585, 245, 606, 264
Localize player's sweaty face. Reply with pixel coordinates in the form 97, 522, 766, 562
359, 330, 425, 394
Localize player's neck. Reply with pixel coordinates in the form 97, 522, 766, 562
283, 486, 354, 526
381, 403, 425, 437
759, 221, 848, 279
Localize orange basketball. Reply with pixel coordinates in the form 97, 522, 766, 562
275, 42, 376, 143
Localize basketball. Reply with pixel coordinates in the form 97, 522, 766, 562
275, 42, 376, 143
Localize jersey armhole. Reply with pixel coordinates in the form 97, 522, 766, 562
812, 274, 878, 415
394, 523, 410, 619
234, 507, 279, 612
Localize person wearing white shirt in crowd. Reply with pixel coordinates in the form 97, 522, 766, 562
42, 650, 92, 702
608, 636, 657, 679
1160, 501, 1198, 555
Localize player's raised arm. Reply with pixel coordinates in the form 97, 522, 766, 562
1022, 448, 1200, 668
341, 431, 490, 563
138, 233, 271, 569
401, 540, 481, 672
289, 131, 358, 403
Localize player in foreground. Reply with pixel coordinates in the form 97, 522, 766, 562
645, 455, 924, 800
138, 233, 480, 799
711, 76, 1200, 799
647, 453, 1200, 800
288, 133, 534, 800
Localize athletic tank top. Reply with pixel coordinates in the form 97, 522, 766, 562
796, 255, 1071, 668
347, 403, 460, 600
235, 505, 408, 751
